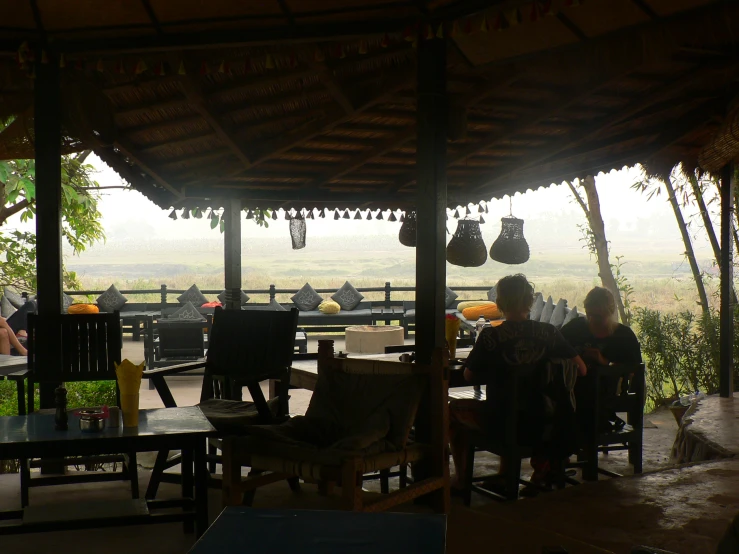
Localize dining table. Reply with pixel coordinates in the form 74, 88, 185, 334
0, 353, 27, 378
289, 347, 472, 392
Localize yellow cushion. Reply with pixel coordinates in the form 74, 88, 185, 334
462, 303, 502, 321
457, 300, 495, 312
318, 300, 341, 314
68, 304, 100, 314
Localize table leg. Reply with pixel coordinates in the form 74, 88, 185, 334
193, 440, 209, 538
181, 447, 194, 533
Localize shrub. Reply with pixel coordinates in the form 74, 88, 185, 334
633, 307, 719, 409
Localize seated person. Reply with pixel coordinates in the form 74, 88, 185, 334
560, 287, 642, 432
449, 274, 586, 491
0, 299, 36, 356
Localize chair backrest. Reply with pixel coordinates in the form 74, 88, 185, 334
28, 311, 122, 383
316, 341, 447, 451
156, 320, 205, 358
584, 363, 646, 436
205, 306, 299, 385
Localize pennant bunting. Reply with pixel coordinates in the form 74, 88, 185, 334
425, 24, 434, 40
343, 210, 350, 220
506, 9, 522, 26
354, 210, 361, 220
436, 23, 444, 39
377, 211, 384, 221
334, 209, 340, 220
366, 210, 372, 220
199, 61, 210, 75
272, 210, 278, 220
381, 33, 390, 48
480, 215, 486, 224
96, 59, 105, 72
58, 54, 66, 68
480, 15, 490, 33
115, 58, 125, 74
450, 21, 460, 38
388, 212, 397, 222
178, 60, 186, 75
358, 40, 368, 55
154, 61, 165, 76
265, 53, 275, 69
134, 59, 147, 74
402, 24, 416, 42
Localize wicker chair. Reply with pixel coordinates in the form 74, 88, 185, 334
220, 339, 449, 512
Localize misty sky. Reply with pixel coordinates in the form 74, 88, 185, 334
5, 154, 716, 259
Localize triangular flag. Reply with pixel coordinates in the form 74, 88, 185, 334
354, 210, 361, 220
450, 21, 460, 38
402, 25, 416, 42
285, 210, 291, 220
480, 215, 486, 224
388, 212, 397, 222
154, 61, 165, 76
530, 2, 541, 22
425, 24, 434, 40
334, 209, 340, 220
436, 23, 445, 39
358, 40, 368, 55
480, 15, 490, 32
246, 209, 254, 219
493, 12, 510, 31
455, 208, 462, 218
96, 59, 105, 72
463, 18, 473, 35
399, 213, 405, 223
41, 50, 49, 64
343, 210, 350, 220
321, 208, 327, 218
485, 204, 489, 213
377, 211, 384, 221
217, 60, 227, 73
466, 206, 472, 216
289, 53, 298, 68
134, 59, 147, 74
178, 60, 186, 75
115, 58, 126, 74
506, 9, 521, 26
59, 54, 66, 68
381, 33, 390, 48
366, 210, 372, 220
265, 53, 275, 69
199, 61, 210, 75
272, 210, 278, 220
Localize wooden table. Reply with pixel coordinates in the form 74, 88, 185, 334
290, 348, 472, 392
0, 354, 27, 378
0, 406, 216, 537
188, 507, 447, 554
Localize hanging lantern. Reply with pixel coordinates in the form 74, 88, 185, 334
447, 220, 487, 267
490, 217, 530, 264
398, 210, 417, 247
290, 213, 306, 250
168, 209, 177, 220
366, 210, 372, 220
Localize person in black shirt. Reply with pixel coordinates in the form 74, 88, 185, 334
449, 275, 586, 491
560, 287, 641, 366
560, 286, 642, 434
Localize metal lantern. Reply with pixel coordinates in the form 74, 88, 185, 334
290, 213, 306, 250
398, 210, 417, 247
489, 216, 530, 264
447, 219, 487, 267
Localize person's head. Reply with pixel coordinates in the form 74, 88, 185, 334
583, 287, 617, 336
495, 274, 534, 320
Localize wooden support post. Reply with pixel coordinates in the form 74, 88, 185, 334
720, 164, 734, 398
34, 52, 63, 409
223, 199, 242, 311
414, 36, 447, 366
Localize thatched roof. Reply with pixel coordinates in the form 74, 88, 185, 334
1, 0, 738, 211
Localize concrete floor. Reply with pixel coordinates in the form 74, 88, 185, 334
1, 337, 733, 553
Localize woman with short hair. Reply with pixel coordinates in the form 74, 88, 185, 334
449, 274, 586, 491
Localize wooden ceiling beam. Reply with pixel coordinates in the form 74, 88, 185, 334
471, 61, 739, 191
139, 131, 218, 155
114, 97, 192, 120
220, 86, 331, 119
113, 138, 182, 198
161, 149, 233, 171
469, 98, 724, 198
175, 56, 253, 170
317, 70, 355, 115
207, 68, 319, 100
121, 114, 205, 137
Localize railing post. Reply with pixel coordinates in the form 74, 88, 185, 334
160, 284, 167, 310
385, 282, 391, 308
269, 284, 276, 303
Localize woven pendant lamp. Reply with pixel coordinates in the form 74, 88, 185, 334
398, 210, 417, 247
490, 198, 529, 264
290, 213, 306, 250
447, 219, 487, 267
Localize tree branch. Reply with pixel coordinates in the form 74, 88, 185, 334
566, 180, 590, 217
0, 198, 31, 225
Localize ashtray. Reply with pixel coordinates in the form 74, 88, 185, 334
78, 408, 106, 432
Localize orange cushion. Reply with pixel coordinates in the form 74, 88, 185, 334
462, 303, 502, 321
68, 304, 100, 314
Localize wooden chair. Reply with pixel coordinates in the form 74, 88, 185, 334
462, 359, 579, 503
8, 311, 138, 507
578, 363, 645, 480
143, 306, 298, 499
220, 339, 449, 513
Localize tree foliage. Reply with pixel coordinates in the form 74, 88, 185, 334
0, 152, 105, 292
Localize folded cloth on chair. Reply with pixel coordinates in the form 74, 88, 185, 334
198, 397, 281, 434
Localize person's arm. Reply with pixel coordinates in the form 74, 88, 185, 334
549, 326, 585, 375
573, 354, 587, 377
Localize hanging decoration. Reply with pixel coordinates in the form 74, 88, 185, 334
388, 211, 397, 222
377, 210, 384, 221
181, 208, 190, 220
246, 209, 254, 219
398, 210, 417, 248
354, 210, 361, 220
193, 207, 203, 219
334, 209, 341, 220
480, 215, 486, 224
447, 220, 487, 267
168, 209, 177, 220
290, 213, 306, 250
284, 210, 291, 220
271, 209, 278, 220
343, 210, 350, 220
489, 198, 530, 264
320, 208, 327, 218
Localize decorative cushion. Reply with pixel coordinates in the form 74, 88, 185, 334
562, 306, 580, 327
292, 283, 323, 312
445, 286, 458, 308
462, 303, 502, 321
96, 284, 128, 313
539, 296, 555, 323
177, 284, 208, 307
168, 301, 206, 321
331, 281, 364, 311
1, 295, 16, 318
486, 287, 498, 302
549, 298, 568, 329
319, 300, 341, 314
217, 289, 250, 305
68, 304, 100, 315
457, 300, 494, 312
3, 287, 24, 309
530, 293, 545, 321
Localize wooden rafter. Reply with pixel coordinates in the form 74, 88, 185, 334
555, 12, 587, 41
114, 97, 191, 120
471, 61, 739, 192
317, 70, 355, 115
176, 56, 252, 170
139, 131, 218, 155
113, 138, 182, 198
